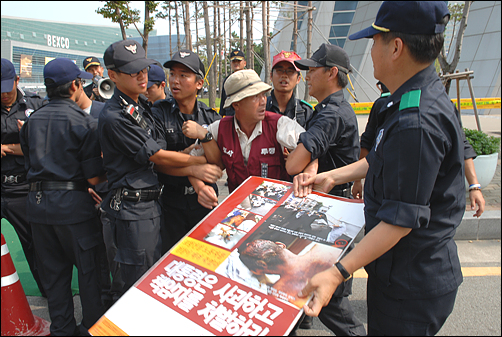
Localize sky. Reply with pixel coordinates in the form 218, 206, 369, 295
1, 1, 276, 42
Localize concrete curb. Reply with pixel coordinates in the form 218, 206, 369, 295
353, 210, 501, 243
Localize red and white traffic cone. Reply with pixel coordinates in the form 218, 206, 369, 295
1, 233, 50, 336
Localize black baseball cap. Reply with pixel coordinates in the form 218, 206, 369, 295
163, 50, 205, 78
104, 39, 155, 74
294, 43, 351, 74
229, 49, 245, 61
83, 56, 101, 71
349, 1, 450, 40
44, 58, 93, 88
1, 58, 17, 93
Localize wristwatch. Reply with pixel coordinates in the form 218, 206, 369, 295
335, 262, 352, 281
200, 131, 213, 143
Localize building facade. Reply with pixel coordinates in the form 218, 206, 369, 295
269, 1, 501, 112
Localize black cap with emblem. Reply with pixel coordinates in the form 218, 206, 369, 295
163, 50, 205, 78
294, 43, 351, 74
104, 39, 155, 74
229, 49, 245, 61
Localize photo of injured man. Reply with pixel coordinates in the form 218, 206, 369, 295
216, 237, 343, 308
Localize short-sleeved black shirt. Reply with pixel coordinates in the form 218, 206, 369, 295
152, 98, 221, 210
266, 90, 314, 128
363, 64, 464, 299
98, 88, 162, 219
19, 98, 104, 225
219, 76, 235, 117
1, 89, 45, 196
299, 90, 360, 175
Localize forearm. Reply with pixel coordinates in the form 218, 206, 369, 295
286, 143, 312, 175
464, 158, 479, 185
202, 140, 224, 169
150, 149, 206, 168
6, 143, 24, 156
302, 158, 318, 176
329, 158, 369, 185
155, 164, 193, 176
339, 221, 411, 275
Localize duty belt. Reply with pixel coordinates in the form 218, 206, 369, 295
164, 184, 196, 195
2, 174, 27, 184
29, 180, 88, 192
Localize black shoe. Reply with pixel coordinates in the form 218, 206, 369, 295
299, 315, 313, 329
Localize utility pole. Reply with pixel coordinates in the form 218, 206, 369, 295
203, 1, 215, 108
240, 1, 244, 50
183, 1, 191, 49
245, 2, 251, 67
262, 1, 270, 84
293, 1, 298, 97
304, 1, 313, 101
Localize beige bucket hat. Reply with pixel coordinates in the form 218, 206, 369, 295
223, 69, 272, 109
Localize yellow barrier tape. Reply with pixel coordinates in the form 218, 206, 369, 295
212, 98, 500, 114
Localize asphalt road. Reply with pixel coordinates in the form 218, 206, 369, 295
25, 240, 500, 336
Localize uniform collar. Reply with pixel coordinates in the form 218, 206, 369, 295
268, 90, 296, 114
169, 97, 206, 118
316, 90, 344, 111
382, 64, 438, 111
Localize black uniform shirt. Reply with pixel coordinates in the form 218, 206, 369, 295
360, 93, 390, 151
152, 98, 221, 209
219, 76, 235, 116
98, 88, 162, 219
19, 98, 104, 225
299, 90, 360, 175
266, 90, 314, 128
363, 64, 464, 299
1, 89, 45, 195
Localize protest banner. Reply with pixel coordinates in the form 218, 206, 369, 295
89, 176, 365, 336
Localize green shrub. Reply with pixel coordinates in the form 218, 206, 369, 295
464, 128, 501, 155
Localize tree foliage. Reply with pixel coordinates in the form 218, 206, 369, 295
96, 1, 140, 40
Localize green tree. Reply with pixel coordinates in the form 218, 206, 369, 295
96, 1, 140, 40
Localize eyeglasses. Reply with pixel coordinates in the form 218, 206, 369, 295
273, 68, 297, 76
117, 66, 150, 77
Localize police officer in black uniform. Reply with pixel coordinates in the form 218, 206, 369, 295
145, 64, 172, 105
267, 51, 313, 128
287, 43, 364, 336
19, 58, 106, 336
295, 2, 464, 336
1, 58, 46, 297
99, 40, 210, 294
152, 50, 222, 254
83, 56, 107, 102
219, 49, 247, 117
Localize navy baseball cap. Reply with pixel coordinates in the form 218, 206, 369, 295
104, 39, 155, 74
1, 58, 17, 93
147, 64, 166, 89
164, 50, 205, 78
44, 58, 93, 88
349, 1, 450, 40
83, 56, 101, 71
294, 43, 351, 74
229, 49, 245, 61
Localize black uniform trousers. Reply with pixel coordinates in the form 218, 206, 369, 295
31, 218, 106, 336
367, 276, 457, 336
1, 194, 45, 296
160, 194, 212, 254
110, 215, 162, 294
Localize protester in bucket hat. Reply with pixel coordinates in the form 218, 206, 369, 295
182, 68, 309, 193
293, 2, 470, 336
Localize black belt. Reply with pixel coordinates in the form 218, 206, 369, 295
329, 183, 352, 198
2, 174, 27, 184
115, 187, 163, 202
29, 180, 88, 192
163, 184, 196, 196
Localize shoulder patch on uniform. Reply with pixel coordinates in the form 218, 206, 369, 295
381, 92, 391, 97
399, 90, 421, 111
300, 100, 313, 109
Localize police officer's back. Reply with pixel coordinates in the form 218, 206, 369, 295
19, 58, 106, 336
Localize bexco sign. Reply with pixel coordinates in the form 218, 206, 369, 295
47, 35, 70, 49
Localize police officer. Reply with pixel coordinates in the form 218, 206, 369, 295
219, 49, 247, 116
1, 58, 46, 297
98, 40, 210, 294
352, 81, 390, 199
286, 43, 364, 336
145, 64, 172, 104
267, 50, 313, 128
295, 2, 464, 336
19, 58, 106, 336
83, 56, 107, 102
152, 50, 222, 254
